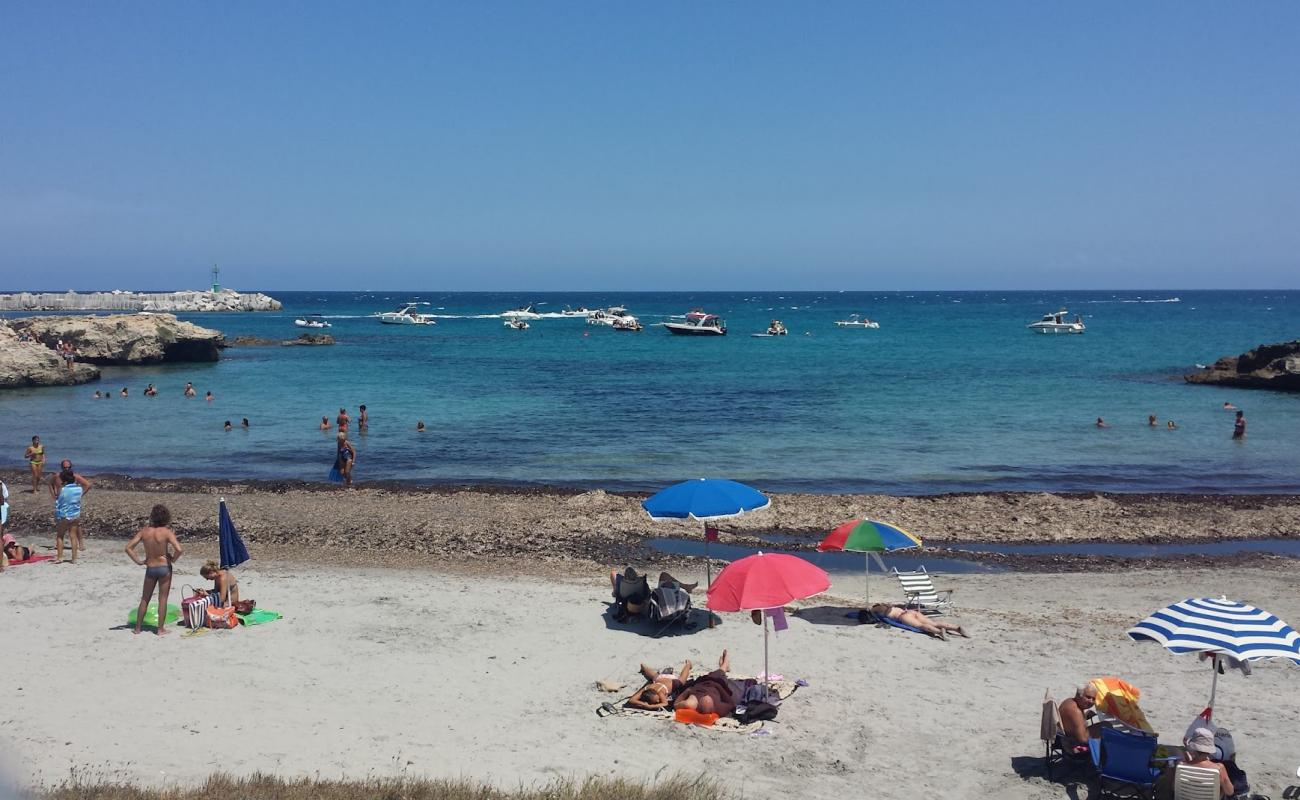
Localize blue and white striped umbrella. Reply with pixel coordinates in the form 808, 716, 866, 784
1128, 597, 1300, 712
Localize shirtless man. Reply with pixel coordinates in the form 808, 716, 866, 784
125, 504, 183, 635
357, 404, 368, 431
1058, 684, 1098, 752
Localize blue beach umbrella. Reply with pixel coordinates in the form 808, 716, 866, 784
218, 498, 251, 570
642, 478, 771, 586
1128, 597, 1300, 714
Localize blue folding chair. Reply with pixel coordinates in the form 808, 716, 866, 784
1096, 726, 1163, 799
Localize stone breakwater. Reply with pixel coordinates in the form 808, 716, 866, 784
0, 314, 225, 387
0, 288, 281, 312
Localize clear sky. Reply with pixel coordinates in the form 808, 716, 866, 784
2, 2, 1297, 291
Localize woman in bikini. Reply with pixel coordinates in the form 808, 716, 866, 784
25, 436, 44, 494
334, 432, 356, 487
870, 603, 970, 640
2, 534, 36, 566
626, 659, 693, 710
198, 560, 241, 607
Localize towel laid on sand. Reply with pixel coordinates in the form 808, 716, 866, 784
4, 553, 55, 566
596, 676, 799, 734
237, 609, 282, 626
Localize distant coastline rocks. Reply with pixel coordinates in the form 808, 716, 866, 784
0, 288, 281, 312
1185, 339, 1300, 391
9, 313, 224, 366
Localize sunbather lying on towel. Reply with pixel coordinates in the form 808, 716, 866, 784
870, 603, 970, 640
626, 659, 694, 710
2, 533, 37, 567
672, 650, 741, 717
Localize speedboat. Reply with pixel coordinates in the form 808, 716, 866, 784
586, 307, 634, 326
612, 317, 643, 332
502, 305, 543, 320
834, 314, 879, 329
767, 320, 787, 336
664, 310, 727, 336
377, 303, 437, 325
505, 319, 529, 330
294, 314, 332, 329
561, 306, 593, 317
1028, 310, 1085, 334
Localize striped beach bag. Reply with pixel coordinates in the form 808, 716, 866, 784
181, 585, 216, 629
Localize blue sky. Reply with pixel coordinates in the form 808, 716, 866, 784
2, 2, 1297, 291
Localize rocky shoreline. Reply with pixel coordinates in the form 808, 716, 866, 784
1185, 338, 1300, 391
0, 313, 224, 388
2, 470, 1296, 572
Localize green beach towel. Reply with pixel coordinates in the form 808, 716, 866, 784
238, 609, 282, 626
127, 603, 180, 627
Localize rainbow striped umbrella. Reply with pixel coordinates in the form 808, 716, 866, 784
817, 519, 923, 604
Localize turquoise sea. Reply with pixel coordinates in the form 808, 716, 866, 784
3, 290, 1298, 493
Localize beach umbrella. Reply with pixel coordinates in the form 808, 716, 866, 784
707, 552, 830, 683
642, 478, 770, 586
817, 519, 922, 604
1127, 597, 1300, 715
218, 498, 250, 570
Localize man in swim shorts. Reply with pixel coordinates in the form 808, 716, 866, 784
125, 504, 183, 636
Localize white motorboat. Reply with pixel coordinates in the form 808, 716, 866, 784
586, 306, 634, 326
502, 305, 543, 320
505, 319, 529, 330
834, 314, 879, 329
1028, 310, 1085, 334
294, 314, 332, 329
560, 306, 593, 317
766, 320, 787, 336
612, 317, 643, 332
664, 310, 727, 336
377, 303, 437, 325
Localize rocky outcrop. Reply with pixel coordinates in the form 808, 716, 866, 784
232, 334, 335, 347
282, 334, 335, 346
1186, 340, 1300, 391
9, 314, 224, 365
0, 323, 101, 387
0, 289, 281, 312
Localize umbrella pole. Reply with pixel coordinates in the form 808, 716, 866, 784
703, 523, 712, 588
864, 551, 870, 606
1208, 654, 1219, 713
763, 611, 770, 685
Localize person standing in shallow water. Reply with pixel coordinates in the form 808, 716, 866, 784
125, 504, 182, 636
332, 431, 356, 487
1233, 410, 1246, 439
336, 407, 350, 432
357, 404, 368, 431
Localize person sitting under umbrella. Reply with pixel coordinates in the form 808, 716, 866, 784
870, 603, 970, 641
1154, 728, 1234, 800
1058, 684, 1098, 753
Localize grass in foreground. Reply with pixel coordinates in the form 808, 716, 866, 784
37, 774, 730, 800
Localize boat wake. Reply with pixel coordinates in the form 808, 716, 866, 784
1080, 297, 1181, 304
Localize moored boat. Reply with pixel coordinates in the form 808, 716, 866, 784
505, 319, 530, 330
294, 314, 332, 329
1027, 310, 1085, 334
664, 310, 727, 336
834, 314, 879, 329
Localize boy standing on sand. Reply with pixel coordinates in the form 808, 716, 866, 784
125, 505, 183, 636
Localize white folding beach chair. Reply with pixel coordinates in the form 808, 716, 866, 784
891, 566, 955, 615
1173, 764, 1223, 800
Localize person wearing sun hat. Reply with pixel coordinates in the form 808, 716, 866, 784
1155, 728, 1233, 800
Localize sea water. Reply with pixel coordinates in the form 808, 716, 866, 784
2, 290, 1297, 493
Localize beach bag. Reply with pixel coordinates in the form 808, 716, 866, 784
181, 585, 213, 629
738, 701, 779, 724
206, 605, 238, 629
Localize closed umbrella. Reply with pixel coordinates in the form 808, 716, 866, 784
706, 552, 830, 683
817, 519, 921, 604
218, 498, 250, 570
1127, 597, 1300, 715
642, 478, 769, 587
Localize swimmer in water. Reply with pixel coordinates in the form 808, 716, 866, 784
1167, 420, 1177, 430
184, 382, 196, 398
1095, 417, 1108, 428
241, 418, 249, 428
416, 421, 426, 432
205, 391, 214, 402
1148, 414, 1157, 427
223, 421, 232, 431
120, 387, 129, 398
320, 416, 331, 431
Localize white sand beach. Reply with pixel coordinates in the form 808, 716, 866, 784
2, 550, 1298, 799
